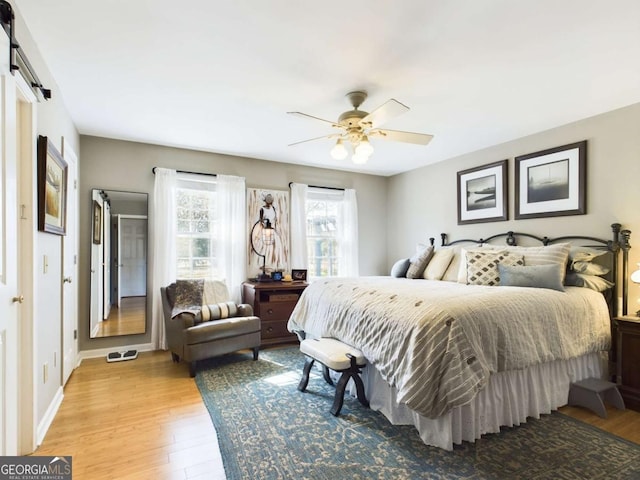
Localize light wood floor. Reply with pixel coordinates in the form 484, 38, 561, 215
34, 350, 225, 480
34, 351, 640, 480
94, 296, 146, 338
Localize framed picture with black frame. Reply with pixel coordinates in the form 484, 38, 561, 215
457, 159, 508, 225
515, 141, 586, 220
291, 269, 307, 281
37, 136, 68, 235
92, 200, 102, 244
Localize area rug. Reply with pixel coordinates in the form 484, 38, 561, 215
196, 347, 640, 480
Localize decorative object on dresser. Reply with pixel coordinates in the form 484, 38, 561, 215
242, 281, 307, 347
456, 159, 508, 225
614, 316, 640, 411
515, 140, 586, 219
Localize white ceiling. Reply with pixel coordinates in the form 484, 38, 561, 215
16, 0, 640, 176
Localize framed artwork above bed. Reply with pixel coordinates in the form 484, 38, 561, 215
457, 159, 507, 225
515, 140, 586, 219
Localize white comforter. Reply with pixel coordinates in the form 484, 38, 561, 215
287, 277, 610, 419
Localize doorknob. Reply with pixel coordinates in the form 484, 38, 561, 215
12, 295, 24, 303
64, 277, 72, 283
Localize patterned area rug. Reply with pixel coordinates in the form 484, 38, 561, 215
196, 346, 640, 480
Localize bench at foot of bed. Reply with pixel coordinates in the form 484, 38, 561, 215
298, 337, 369, 416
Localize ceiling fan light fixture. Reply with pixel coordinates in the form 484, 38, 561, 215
355, 135, 374, 157
330, 138, 348, 160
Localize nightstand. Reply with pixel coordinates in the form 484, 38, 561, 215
614, 316, 640, 411
242, 281, 308, 347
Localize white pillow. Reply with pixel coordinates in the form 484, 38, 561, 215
441, 246, 463, 282
423, 249, 454, 280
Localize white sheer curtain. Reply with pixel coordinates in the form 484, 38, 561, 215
339, 188, 359, 277
150, 168, 177, 350
290, 182, 308, 269
216, 175, 247, 303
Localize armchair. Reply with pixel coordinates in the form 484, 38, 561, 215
161, 282, 261, 377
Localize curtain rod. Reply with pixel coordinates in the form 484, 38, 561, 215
288, 181, 345, 191
152, 167, 217, 177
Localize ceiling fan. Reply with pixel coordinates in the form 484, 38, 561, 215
288, 91, 433, 164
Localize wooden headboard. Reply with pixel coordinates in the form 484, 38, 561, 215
439, 223, 632, 318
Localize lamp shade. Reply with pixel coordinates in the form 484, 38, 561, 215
631, 263, 640, 284
262, 219, 275, 246
330, 139, 348, 160
355, 135, 374, 157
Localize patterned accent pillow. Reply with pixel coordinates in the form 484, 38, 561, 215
172, 279, 204, 317
200, 301, 238, 322
406, 245, 434, 279
466, 251, 524, 286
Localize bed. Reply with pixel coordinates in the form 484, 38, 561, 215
287, 223, 632, 450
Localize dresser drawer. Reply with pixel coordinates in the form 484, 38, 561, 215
259, 301, 297, 320
261, 320, 295, 340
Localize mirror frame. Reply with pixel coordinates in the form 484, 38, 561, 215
89, 189, 148, 338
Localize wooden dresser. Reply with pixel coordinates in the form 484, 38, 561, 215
614, 315, 640, 411
242, 281, 308, 347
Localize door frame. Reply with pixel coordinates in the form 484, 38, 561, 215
15, 67, 37, 453
61, 139, 78, 387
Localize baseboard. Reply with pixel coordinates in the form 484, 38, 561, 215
37, 386, 64, 446
77, 342, 155, 363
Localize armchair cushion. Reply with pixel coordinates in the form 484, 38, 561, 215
184, 316, 261, 344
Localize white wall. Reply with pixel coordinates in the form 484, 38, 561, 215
387, 102, 640, 313
78, 136, 388, 352
13, 3, 80, 437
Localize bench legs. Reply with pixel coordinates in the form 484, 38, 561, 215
298, 357, 315, 392
298, 354, 369, 416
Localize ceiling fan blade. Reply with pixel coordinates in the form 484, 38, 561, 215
370, 128, 434, 145
287, 111, 339, 127
360, 99, 409, 128
288, 133, 341, 147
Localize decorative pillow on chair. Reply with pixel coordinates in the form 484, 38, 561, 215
200, 301, 239, 322
498, 263, 565, 292
172, 279, 205, 317
466, 251, 524, 286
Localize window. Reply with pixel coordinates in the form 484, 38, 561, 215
175, 176, 218, 279
305, 188, 345, 279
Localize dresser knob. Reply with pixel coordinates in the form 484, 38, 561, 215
267, 326, 273, 333
267, 309, 273, 315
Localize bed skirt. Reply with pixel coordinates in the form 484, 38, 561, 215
350, 352, 606, 450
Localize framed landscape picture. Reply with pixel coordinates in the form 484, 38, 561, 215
37, 136, 68, 235
457, 159, 508, 225
515, 141, 586, 219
